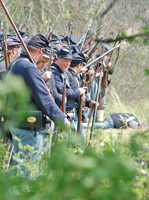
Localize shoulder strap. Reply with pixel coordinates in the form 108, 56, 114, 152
7, 58, 29, 80
119, 113, 136, 123
0, 56, 5, 63
10, 58, 29, 72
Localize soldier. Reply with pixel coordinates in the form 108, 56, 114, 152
95, 44, 114, 122
51, 48, 86, 142
0, 37, 22, 80
83, 113, 146, 129
37, 48, 63, 105
7, 33, 69, 177
66, 52, 98, 142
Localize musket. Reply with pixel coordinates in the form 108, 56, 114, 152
2, 32, 9, 69
48, 43, 54, 71
46, 44, 54, 88
82, 46, 92, 54
86, 32, 107, 61
61, 77, 66, 113
90, 61, 103, 140
77, 73, 86, 134
80, 19, 93, 51
86, 104, 94, 138
0, 0, 35, 64
19, 16, 27, 30
77, 34, 86, 47
45, 22, 51, 39
81, 42, 123, 72
46, 24, 55, 42
101, 31, 120, 89
57, 77, 66, 138
83, 25, 103, 49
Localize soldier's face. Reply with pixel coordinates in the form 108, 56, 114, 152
37, 56, 49, 70
58, 58, 72, 72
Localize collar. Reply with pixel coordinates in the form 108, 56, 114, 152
52, 62, 64, 74
20, 51, 36, 63
68, 67, 77, 76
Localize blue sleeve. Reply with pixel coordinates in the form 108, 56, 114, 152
49, 73, 62, 105
85, 97, 92, 107
52, 70, 80, 100
23, 67, 66, 122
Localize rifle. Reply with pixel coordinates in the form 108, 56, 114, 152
46, 44, 54, 88
90, 61, 103, 140
61, 77, 66, 113
57, 77, 66, 138
46, 24, 55, 42
77, 33, 86, 47
101, 31, 120, 89
48, 44, 54, 71
2, 32, 9, 69
77, 73, 86, 134
0, 0, 35, 64
81, 42, 123, 72
86, 33, 107, 61
19, 16, 27, 30
83, 25, 103, 49
80, 19, 93, 51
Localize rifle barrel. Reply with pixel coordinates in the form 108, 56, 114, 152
82, 42, 122, 71
0, 0, 35, 64
2, 32, 9, 69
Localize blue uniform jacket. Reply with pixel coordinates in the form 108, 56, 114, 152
51, 62, 80, 110
66, 67, 91, 107
7, 51, 66, 124
48, 72, 62, 105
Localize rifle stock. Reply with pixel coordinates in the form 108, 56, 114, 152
2, 32, 9, 69
77, 73, 86, 134
80, 19, 92, 51
62, 77, 66, 113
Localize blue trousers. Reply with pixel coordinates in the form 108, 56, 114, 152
10, 127, 47, 177
82, 115, 114, 129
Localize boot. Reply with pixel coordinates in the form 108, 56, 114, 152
97, 109, 104, 122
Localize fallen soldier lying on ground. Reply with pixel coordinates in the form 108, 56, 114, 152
83, 113, 146, 129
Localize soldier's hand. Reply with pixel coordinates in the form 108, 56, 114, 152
65, 96, 67, 104
79, 87, 87, 95
106, 61, 111, 69
89, 101, 99, 107
81, 94, 86, 101
87, 69, 94, 75
89, 75, 94, 82
96, 72, 103, 77
42, 71, 52, 81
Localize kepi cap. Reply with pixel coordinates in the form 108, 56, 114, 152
71, 52, 86, 67
64, 35, 79, 45
27, 33, 49, 49
2, 37, 22, 51
58, 48, 73, 59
